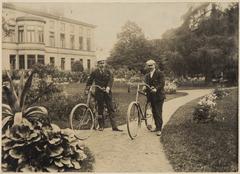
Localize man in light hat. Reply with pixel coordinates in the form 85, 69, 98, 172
144, 59, 165, 136
85, 58, 123, 132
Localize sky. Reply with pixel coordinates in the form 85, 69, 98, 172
12, 2, 231, 58
60, 2, 191, 58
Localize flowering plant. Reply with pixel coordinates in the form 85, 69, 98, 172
213, 87, 230, 99
164, 81, 177, 94
193, 93, 218, 122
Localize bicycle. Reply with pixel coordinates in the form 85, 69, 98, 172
126, 83, 155, 140
69, 85, 110, 140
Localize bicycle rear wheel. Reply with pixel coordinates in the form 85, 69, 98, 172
127, 102, 141, 140
69, 104, 94, 140
144, 102, 155, 131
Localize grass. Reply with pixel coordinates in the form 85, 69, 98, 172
61, 83, 187, 128
160, 88, 238, 172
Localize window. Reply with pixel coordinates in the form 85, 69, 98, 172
79, 36, 83, 50
37, 55, 45, 64
10, 55, 16, 70
27, 55, 36, 69
60, 23, 65, 32
60, 34, 65, 48
87, 59, 91, 70
49, 20, 55, 29
80, 59, 83, 64
71, 58, 75, 71
70, 35, 75, 49
18, 26, 24, 43
50, 57, 55, 66
61, 58, 65, 70
37, 26, 44, 43
19, 55, 25, 69
49, 32, 55, 47
87, 37, 91, 51
27, 26, 35, 43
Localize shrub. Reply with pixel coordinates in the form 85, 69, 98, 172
2, 122, 93, 172
36, 93, 85, 122
71, 60, 84, 72
164, 81, 177, 94
25, 76, 63, 106
2, 70, 95, 172
193, 93, 218, 123
213, 87, 230, 99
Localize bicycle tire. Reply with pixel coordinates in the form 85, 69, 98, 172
127, 101, 141, 140
144, 102, 155, 131
69, 103, 94, 140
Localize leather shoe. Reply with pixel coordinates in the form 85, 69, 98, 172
151, 129, 158, 132
98, 127, 104, 131
156, 131, 161, 136
112, 128, 123, 132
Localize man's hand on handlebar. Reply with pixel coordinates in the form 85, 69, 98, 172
151, 87, 157, 93
84, 89, 89, 95
106, 86, 110, 94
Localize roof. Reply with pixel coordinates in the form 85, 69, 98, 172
3, 3, 97, 28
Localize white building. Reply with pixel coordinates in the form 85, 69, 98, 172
2, 3, 97, 71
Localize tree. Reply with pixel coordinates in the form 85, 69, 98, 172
160, 3, 238, 83
108, 21, 153, 71
71, 60, 84, 72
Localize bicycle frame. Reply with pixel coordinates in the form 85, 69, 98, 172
135, 83, 151, 103
86, 85, 105, 107
135, 83, 152, 120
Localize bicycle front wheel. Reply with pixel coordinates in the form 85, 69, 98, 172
69, 104, 94, 140
127, 102, 141, 140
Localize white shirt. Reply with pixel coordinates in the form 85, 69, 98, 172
150, 69, 156, 78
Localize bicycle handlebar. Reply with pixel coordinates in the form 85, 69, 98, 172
89, 85, 107, 92
138, 83, 151, 89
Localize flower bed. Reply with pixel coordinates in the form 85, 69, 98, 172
193, 93, 217, 122
164, 81, 177, 94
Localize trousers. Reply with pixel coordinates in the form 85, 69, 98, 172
95, 91, 117, 129
149, 99, 164, 131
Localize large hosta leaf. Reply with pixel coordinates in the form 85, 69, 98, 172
9, 148, 23, 159
45, 164, 60, 172
60, 157, 73, 167
51, 124, 61, 133
75, 149, 87, 161
71, 160, 81, 169
49, 146, 64, 157
54, 160, 64, 167
49, 137, 62, 145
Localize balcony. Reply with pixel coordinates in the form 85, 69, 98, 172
17, 42, 45, 51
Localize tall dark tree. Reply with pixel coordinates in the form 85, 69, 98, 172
108, 21, 153, 71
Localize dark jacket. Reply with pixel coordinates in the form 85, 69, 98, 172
145, 69, 165, 101
86, 68, 113, 91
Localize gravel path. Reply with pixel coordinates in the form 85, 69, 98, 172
80, 89, 212, 172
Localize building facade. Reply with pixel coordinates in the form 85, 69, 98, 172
2, 3, 97, 71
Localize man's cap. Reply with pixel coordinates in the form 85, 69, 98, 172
96, 58, 106, 64
146, 59, 156, 65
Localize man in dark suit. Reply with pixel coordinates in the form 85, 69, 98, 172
85, 59, 123, 132
144, 59, 165, 136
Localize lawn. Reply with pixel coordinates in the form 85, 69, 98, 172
160, 88, 238, 172
61, 83, 187, 128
